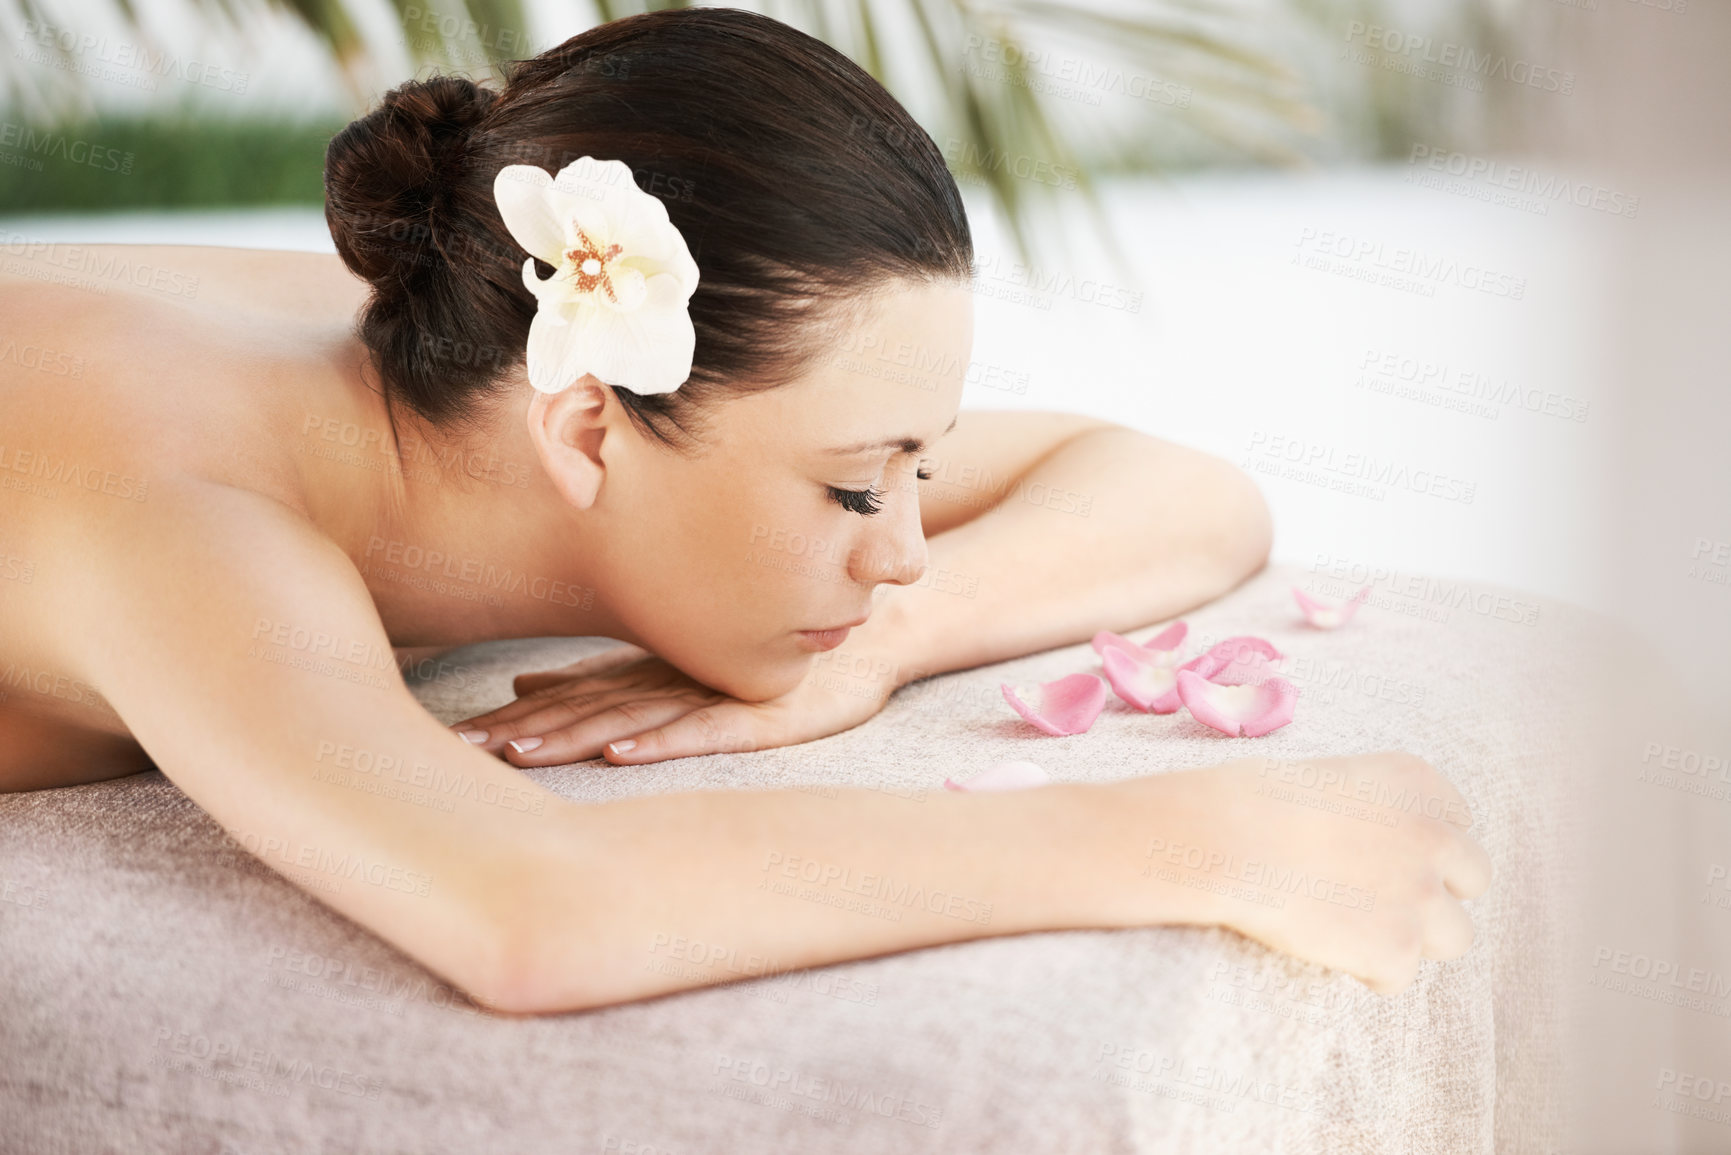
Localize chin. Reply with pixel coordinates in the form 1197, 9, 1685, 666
734, 664, 808, 703
683, 653, 802, 704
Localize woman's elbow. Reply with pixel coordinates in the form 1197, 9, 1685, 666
423, 862, 582, 1016
1173, 449, 1271, 589
460, 921, 552, 1016
453, 857, 622, 1016
1222, 463, 1274, 582
470, 917, 637, 1017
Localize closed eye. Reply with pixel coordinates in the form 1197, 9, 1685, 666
828, 484, 885, 516
829, 462, 933, 517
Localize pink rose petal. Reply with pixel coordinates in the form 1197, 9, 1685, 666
1186, 636, 1284, 685
1143, 621, 1189, 652
1293, 585, 1370, 630
1202, 635, 1284, 664
1001, 673, 1107, 736
1091, 630, 1141, 660
1102, 646, 1181, 712
1184, 651, 1275, 687
1101, 631, 1277, 714
1095, 622, 1190, 712
1176, 669, 1298, 737
944, 759, 1051, 792
1090, 620, 1187, 660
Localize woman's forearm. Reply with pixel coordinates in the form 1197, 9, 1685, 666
490, 750, 1490, 1014
864, 426, 1274, 686
393, 644, 465, 691
494, 772, 1211, 1013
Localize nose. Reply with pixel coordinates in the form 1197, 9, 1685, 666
847, 471, 928, 587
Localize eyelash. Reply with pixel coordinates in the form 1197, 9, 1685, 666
829, 464, 935, 517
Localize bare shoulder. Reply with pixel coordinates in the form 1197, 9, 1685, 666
0, 278, 356, 783
0, 243, 369, 508
0, 274, 330, 505
0, 241, 368, 326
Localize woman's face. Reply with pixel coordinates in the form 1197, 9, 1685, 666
591, 279, 973, 701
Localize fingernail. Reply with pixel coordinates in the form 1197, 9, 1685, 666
508, 737, 543, 753
457, 730, 488, 744
609, 739, 636, 755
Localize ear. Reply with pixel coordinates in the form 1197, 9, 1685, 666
526, 376, 612, 509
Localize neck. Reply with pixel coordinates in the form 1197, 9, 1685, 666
294, 333, 627, 649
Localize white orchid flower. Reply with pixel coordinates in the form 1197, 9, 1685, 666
492, 156, 700, 395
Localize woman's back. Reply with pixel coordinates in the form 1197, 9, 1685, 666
0, 246, 383, 785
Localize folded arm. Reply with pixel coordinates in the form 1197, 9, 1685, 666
452, 411, 1274, 764
41, 473, 1216, 1012
41, 476, 1479, 1015
866, 411, 1274, 687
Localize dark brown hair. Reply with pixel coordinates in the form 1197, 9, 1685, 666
323, 6, 973, 453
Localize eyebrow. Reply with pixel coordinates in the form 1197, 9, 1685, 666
822, 415, 959, 456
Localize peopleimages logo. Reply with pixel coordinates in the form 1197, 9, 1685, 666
1406, 144, 1640, 219
18, 19, 250, 93
1243, 430, 1478, 504
942, 136, 1078, 190
711, 1053, 944, 1129
0, 233, 201, 299
1355, 347, 1591, 424
1293, 228, 1526, 300
1591, 947, 1731, 1000
0, 121, 133, 173
1307, 553, 1543, 627
1341, 20, 1575, 94
959, 35, 1192, 108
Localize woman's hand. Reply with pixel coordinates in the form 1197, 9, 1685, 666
447, 644, 898, 766
1118, 751, 1492, 995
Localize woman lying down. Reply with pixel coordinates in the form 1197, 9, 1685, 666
0, 8, 1487, 1015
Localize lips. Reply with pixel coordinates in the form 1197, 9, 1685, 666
797, 614, 870, 652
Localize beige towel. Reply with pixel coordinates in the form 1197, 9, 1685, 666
0, 561, 1611, 1153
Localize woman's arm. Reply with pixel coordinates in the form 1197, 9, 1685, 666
47, 476, 564, 1003
510, 750, 1487, 1012
34, 472, 1174, 1007
393, 643, 459, 678
452, 410, 1274, 763
45, 475, 1484, 1015
867, 411, 1273, 687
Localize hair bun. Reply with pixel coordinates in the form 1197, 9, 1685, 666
324, 75, 498, 286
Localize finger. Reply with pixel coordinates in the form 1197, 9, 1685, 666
1419, 887, 1476, 962
1391, 751, 1474, 829
512, 645, 648, 695
1280, 910, 1417, 999
1364, 912, 1425, 996
1425, 773, 1474, 832
603, 705, 759, 764
484, 690, 689, 759
452, 655, 654, 738
450, 683, 624, 748
511, 670, 571, 695
501, 697, 701, 767
1363, 964, 1418, 998
1438, 830, 1494, 901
